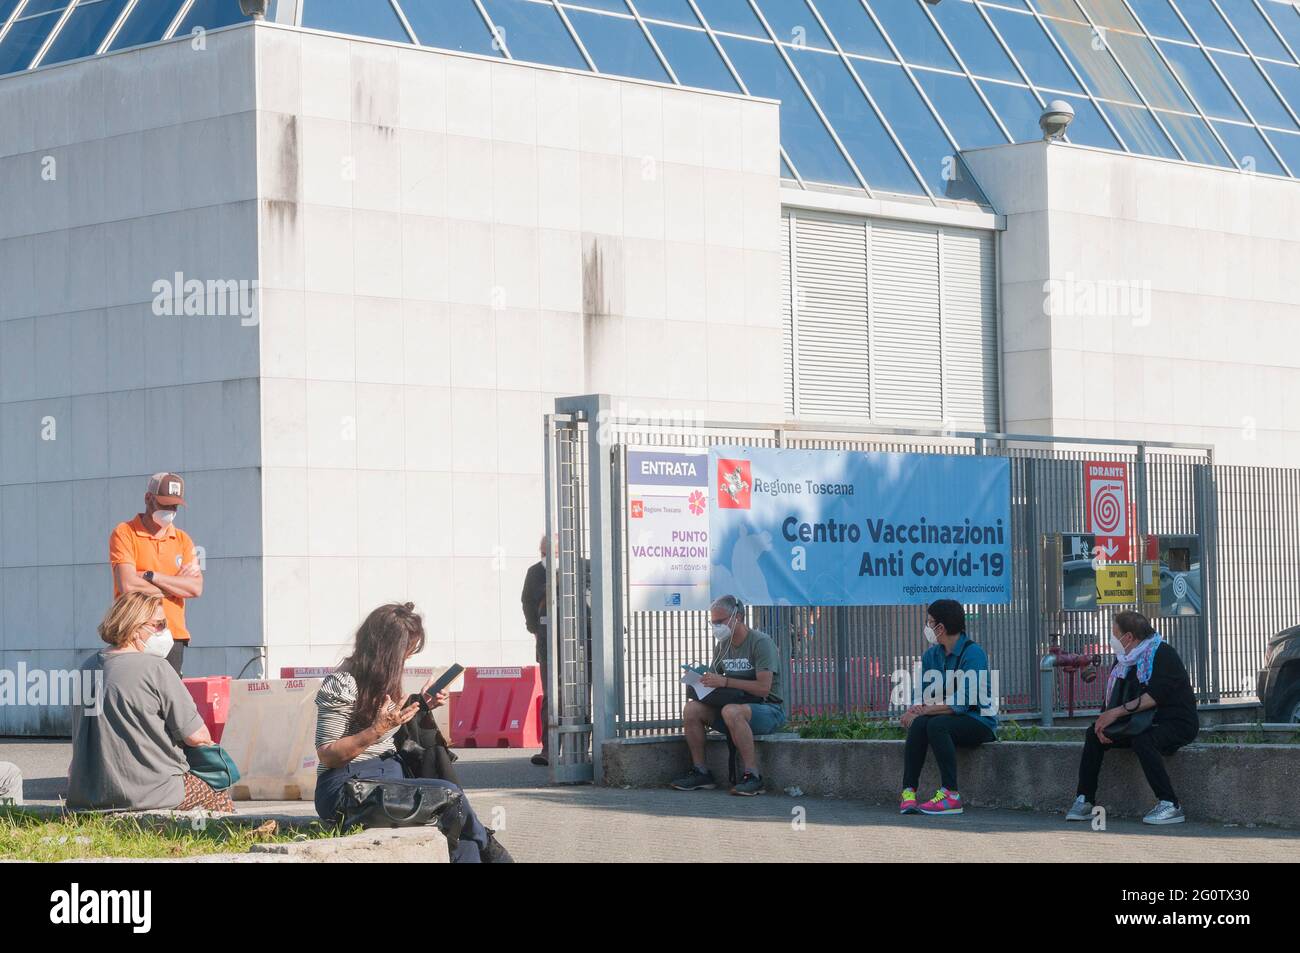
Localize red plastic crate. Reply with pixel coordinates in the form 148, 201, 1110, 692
183, 676, 232, 743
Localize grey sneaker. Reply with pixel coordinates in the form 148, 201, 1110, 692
1143, 800, 1186, 825
731, 772, 764, 797
670, 767, 717, 791
1066, 795, 1094, 822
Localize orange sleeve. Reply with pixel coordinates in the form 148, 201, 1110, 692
108, 524, 136, 568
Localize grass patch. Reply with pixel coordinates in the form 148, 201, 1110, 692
795, 715, 905, 741
997, 721, 1048, 742
0, 807, 346, 862
789, 715, 1300, 745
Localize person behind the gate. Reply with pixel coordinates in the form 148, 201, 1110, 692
898, 599, 998, 816
670, 595, 785, 797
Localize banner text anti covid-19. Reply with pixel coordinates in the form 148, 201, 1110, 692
708, 447, 1012, 607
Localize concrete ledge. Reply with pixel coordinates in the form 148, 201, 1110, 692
2, 806, 450, 863
64, 828, 450, 863
603, 734, 1300, 828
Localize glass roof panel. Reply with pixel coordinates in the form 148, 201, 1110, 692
566, 8, 669, 81
648, 21, 739, 90
754, 0, 832, 51
401, 0, 502, 56
985, 6, 1084, 92
303, 0, 411, 42
633, 0, 700, 27
1216, 0, 1293, 62
480, 0, 588, 69
1127, 0, 1196, 41
0, 10, 62, 74
1214, 118, 1287, 171
40, 0, 130, 65
929, 0, 1021, 81
791, 45, 925, 194
721, 34, 859, 186
806, 0, 892, 59
847, 57, 988, 201
107, 0, 187, 51
864, 0, 959, 71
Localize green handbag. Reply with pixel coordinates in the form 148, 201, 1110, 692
184, 743, 242, 791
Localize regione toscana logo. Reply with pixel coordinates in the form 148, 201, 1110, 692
717, 459, 752, 510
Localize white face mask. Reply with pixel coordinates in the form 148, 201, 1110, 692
712, 618, 734, 642
153, 509, 177, 526
924, 625, 938, 646
141, 627, 174, 658
1110, 635, 1127, 658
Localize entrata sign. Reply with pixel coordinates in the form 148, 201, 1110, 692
625, 448, 711, 611
1084, 460, 1130, 562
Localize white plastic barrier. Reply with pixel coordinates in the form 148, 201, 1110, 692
221, 678, 324, 801
222, 669, 454, 801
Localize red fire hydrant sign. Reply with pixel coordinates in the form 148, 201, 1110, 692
1084, 461, 1130, 562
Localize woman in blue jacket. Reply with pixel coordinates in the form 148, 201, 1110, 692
899, 599, 998, 816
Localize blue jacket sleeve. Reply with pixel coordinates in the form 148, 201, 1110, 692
947, 645, 990, 714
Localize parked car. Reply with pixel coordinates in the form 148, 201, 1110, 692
1258, 626, 1300, 723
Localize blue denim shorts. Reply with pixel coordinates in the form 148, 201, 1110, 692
713, 702, 786, 736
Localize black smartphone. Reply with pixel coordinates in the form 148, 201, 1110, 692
407, 664, 465, 711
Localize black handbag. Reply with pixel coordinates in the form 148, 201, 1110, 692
339, 776, 466, 848
393, 719, 462, 786
1102, 673, 1155, 739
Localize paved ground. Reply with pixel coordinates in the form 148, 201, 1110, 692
5, 739, 1296, 862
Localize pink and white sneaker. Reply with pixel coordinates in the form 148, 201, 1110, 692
899, 788, 920, 814
919, 788, 964, 815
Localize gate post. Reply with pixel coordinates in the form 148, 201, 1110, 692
1194, 463, 1216, 700
554, 394, 617, 783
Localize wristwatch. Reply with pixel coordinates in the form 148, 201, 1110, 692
143, 571, 155, 583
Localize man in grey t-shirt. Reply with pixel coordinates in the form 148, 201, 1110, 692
671, 595, 786, 797
68, 650, 207, 811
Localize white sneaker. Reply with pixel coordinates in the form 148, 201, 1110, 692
1065, 795, 1093, 821
1142, 800, 1186, 825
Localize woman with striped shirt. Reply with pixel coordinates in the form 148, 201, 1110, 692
313, 602, 511, 863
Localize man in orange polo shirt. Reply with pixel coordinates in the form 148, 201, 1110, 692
108, 473, 204, 675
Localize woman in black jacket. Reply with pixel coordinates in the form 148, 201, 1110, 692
1067, 610, 1199, 825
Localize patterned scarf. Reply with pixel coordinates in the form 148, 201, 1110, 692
1106, 633, 1163, 704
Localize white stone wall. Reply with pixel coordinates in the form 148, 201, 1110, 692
251, 24, 784, 675
0, 28, 265, 731
965, 140, 1300, 465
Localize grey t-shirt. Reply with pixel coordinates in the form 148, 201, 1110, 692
67, 650, 205, 811
711, 628, 782, 704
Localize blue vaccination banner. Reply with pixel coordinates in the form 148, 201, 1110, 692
709, 447, 1012, 607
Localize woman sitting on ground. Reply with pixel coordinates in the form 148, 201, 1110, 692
68, 592, 233, 812
1068, 610, 1199, 825
314, 602, 511, 863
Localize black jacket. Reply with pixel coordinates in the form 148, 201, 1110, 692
1109, 641, 1199, 741
522, 561, 546, 637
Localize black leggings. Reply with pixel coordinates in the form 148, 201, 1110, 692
903, 715, 994, 792
1076, 721, 1192, 806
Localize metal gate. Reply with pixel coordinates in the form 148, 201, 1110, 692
546, 395, 1292, 775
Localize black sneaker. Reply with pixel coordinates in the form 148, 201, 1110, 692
731, 772, 764, 796
530, 754, 549, 766
670, 767, 717, 791
481, 829, 514, 863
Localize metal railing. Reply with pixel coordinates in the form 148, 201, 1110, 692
548, 399, 1292, 755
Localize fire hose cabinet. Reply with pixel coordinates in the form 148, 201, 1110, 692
1042, 534, 1099, 613
1140, 534, 1202, 617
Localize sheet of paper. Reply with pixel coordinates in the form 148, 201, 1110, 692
680, 665, 714, 700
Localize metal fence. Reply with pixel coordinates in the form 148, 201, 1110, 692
545, 397, 1298, 778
